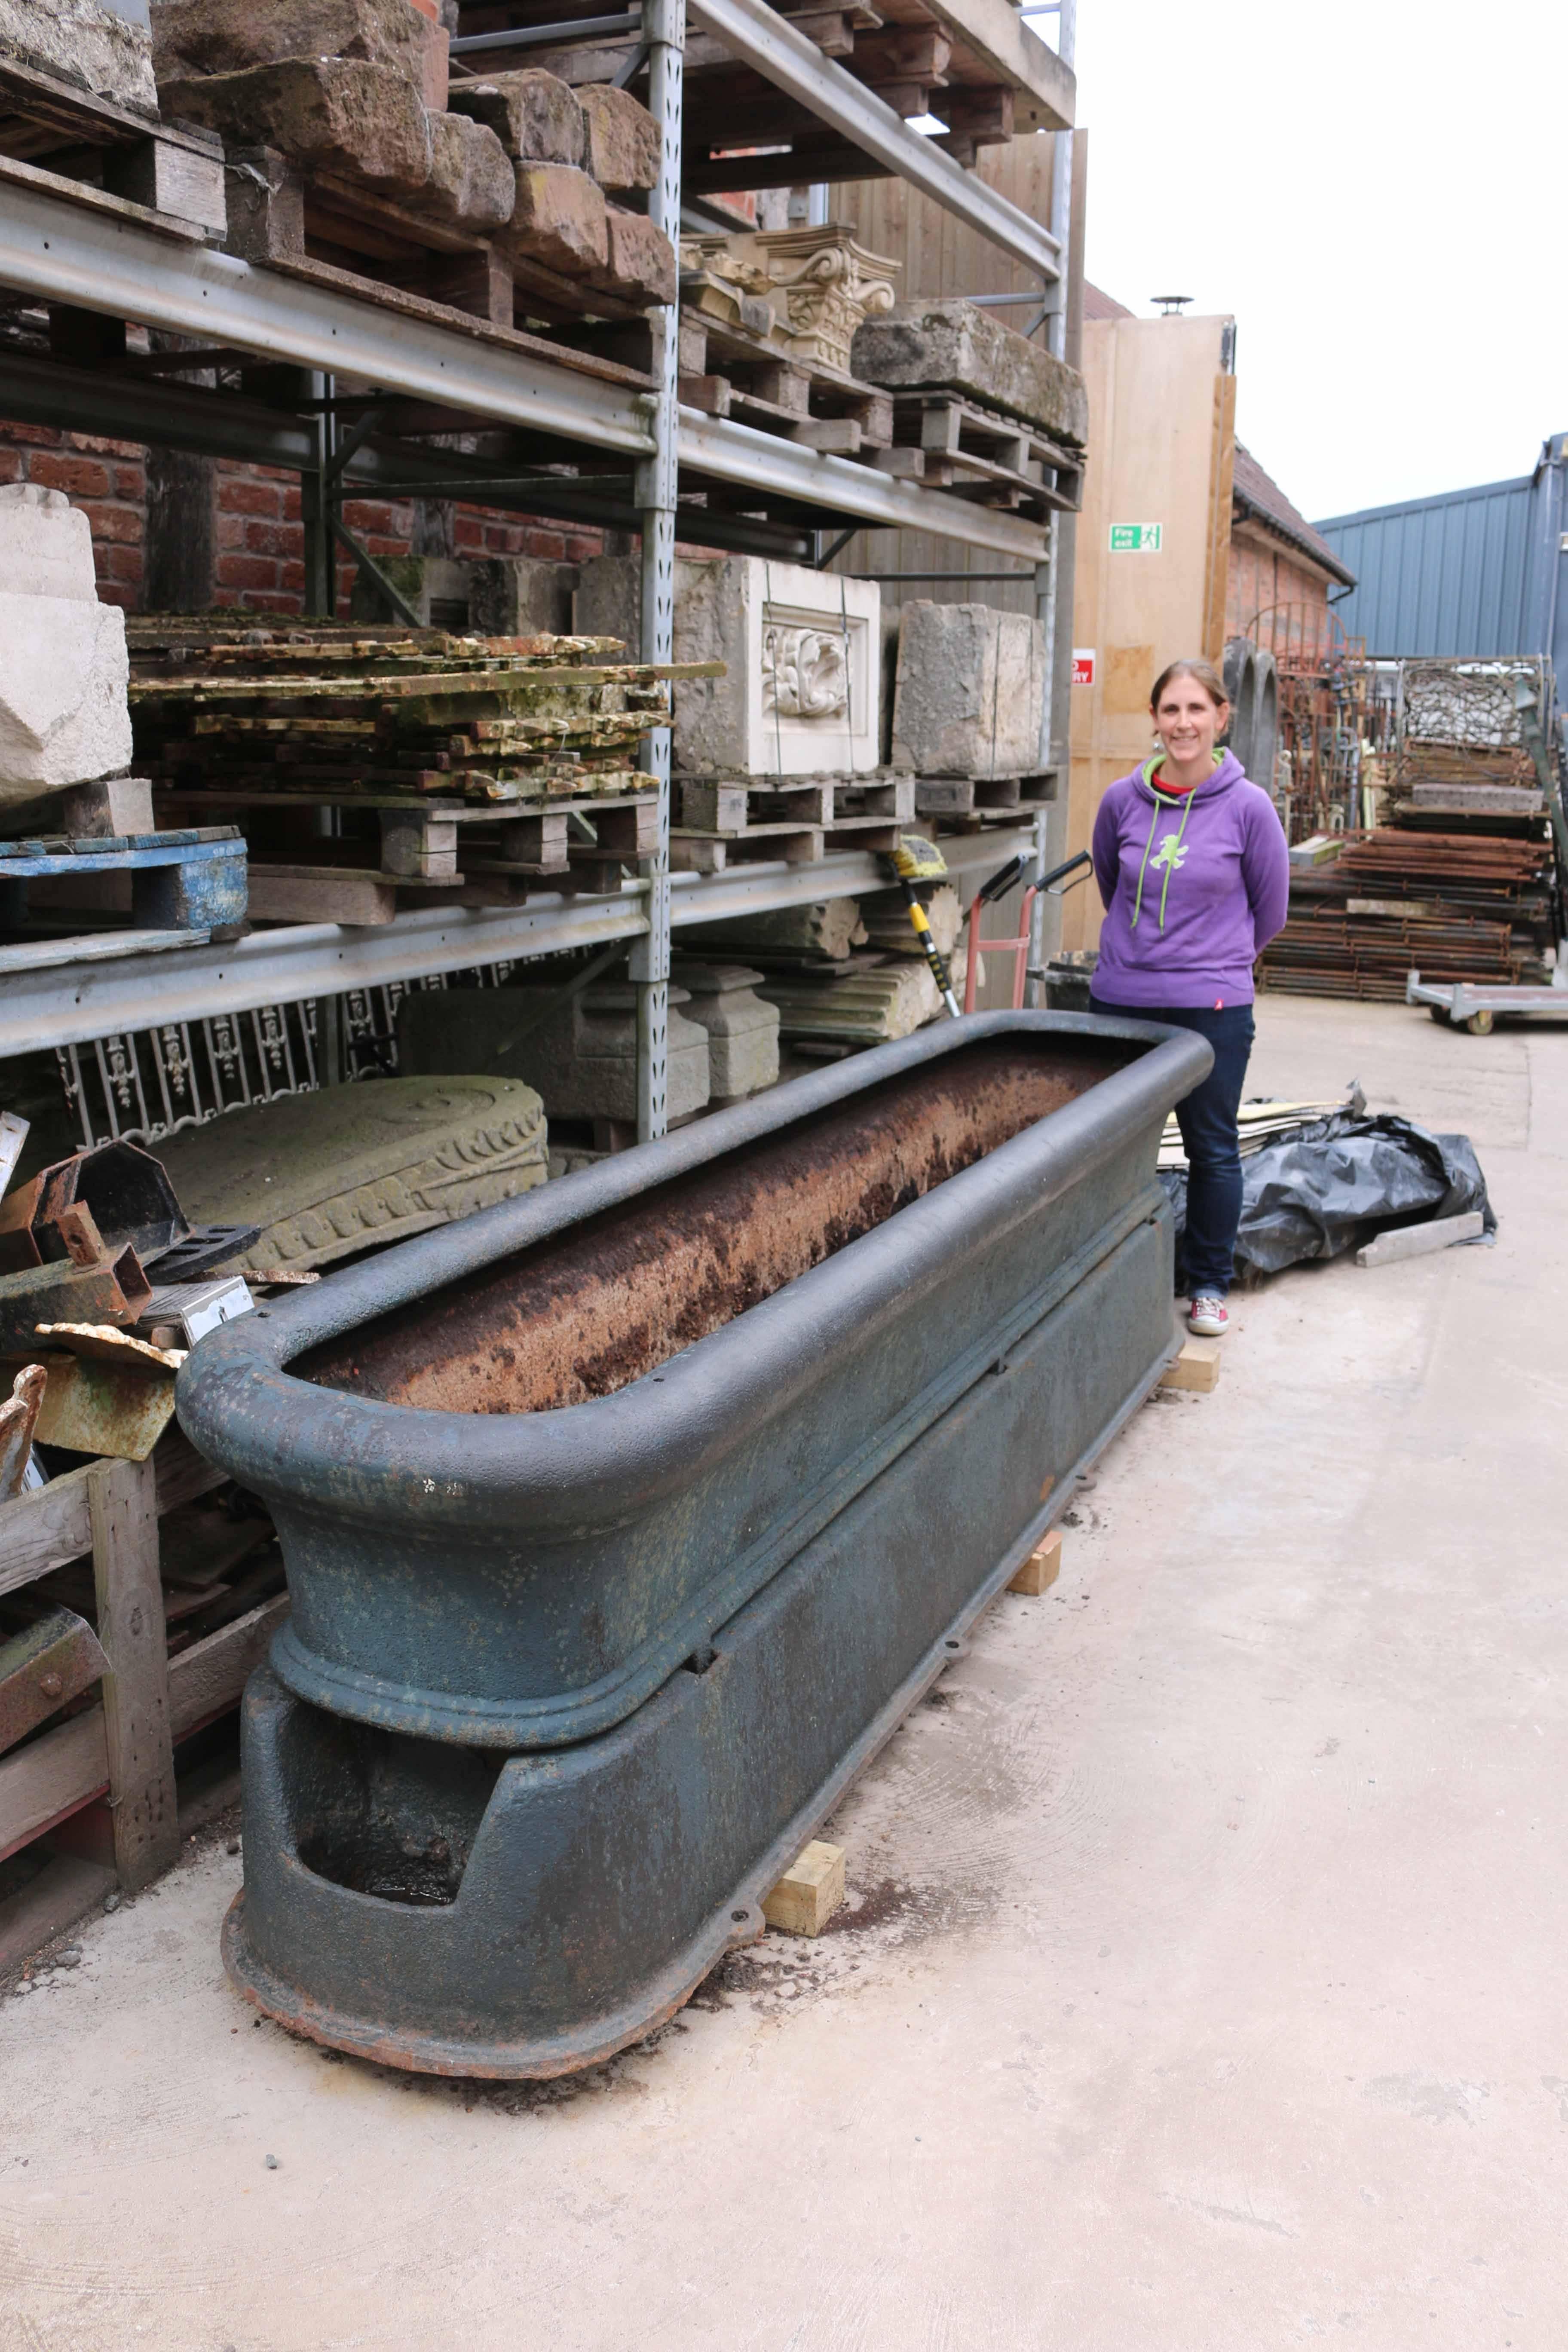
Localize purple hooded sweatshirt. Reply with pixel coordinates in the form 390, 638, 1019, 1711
1090, 749, 1290, 1008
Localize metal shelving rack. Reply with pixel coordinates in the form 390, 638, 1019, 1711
0, 0, 1077, 1134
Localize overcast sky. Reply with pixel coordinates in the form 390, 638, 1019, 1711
1068, 0, 1565, 522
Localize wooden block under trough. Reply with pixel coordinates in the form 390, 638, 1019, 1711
1007, 1527, 1061, 1596
1160, 1338, 1222, 1393
762, 1838, 845, 1937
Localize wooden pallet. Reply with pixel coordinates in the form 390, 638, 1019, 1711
0, 827, 247, 974
0, 1426, 277, 1891
242, 790, 657, 921
227, 144, 661, 338
915, 774, 1056, 820
670, 819, 903, 874
0, 53, 225, 259
677, 771, 915, 831
680, 338, 894, 459
873, 392, 1084, 517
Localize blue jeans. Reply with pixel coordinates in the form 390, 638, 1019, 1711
1089, 998, 1256, 1297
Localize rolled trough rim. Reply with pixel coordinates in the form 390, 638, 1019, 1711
176, 1011, 1210, 1532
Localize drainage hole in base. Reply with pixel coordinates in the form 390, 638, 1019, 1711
732, 1910, 749, 1923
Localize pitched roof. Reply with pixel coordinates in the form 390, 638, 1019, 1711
1082, 280, 1133, 322
1231, 441, 1357, 587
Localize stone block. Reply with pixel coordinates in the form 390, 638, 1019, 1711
0, 490, 132, 803
150, 0, 443, 92
591, 207, 677, 307
347, 554, 473, 628
756, 957, 946, 1045
161, 58, 432, 195
56, 775, 156, 838
891, 601, 1044, 780
396, 980, 710, 1127
573, 552, 640, 652
0, 484, 97, 602
502, 162, 607, 275
0, 0, 156, 112
682, 897, 867, 965
578, 555, 882, 777
418, 107, 514, 230
851, 299, 1089, 447
447, 68, 584, 166
470, 557, 580, 639
155, 1077, 548, 1274
860, 882, 962, 959
577, 82, 659, 193
668, 962, 779, 1100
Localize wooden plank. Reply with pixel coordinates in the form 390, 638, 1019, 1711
153, 1422, 226, 1514
0, 1852, 116, 1975
0, 927, 209, 975
0, 1706, 108, 1866
762, 1838, 845, 1936
258, 251, 656, 391
1355, 1211, 1484, 1268
0, 1461, 95, 1599
1007, 1526, 1061, 1595
1159, 1338, 1222, 1394
0, 149, 208, 243
106, 136, 227, 236
168, 1594, 290, 1743
245, 866, 398, 926
0, 52, 220, 153
90, 1456, 179, 1892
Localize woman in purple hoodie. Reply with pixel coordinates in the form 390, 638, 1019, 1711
1089, 657, 1290, 1340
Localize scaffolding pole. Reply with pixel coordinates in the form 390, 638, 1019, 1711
1027, 0, 1078, 1005
632, 0, 685, 1142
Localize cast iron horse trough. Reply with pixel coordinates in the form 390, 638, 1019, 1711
178, 1011, 1210, 2076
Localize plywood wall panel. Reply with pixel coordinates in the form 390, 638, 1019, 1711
1064, 312, 1235, 950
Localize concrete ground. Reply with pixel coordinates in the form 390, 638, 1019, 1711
1, 995, 1564, 2352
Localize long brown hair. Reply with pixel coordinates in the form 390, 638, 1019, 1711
1149, 657, 1228, 713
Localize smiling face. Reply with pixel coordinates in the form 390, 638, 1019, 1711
1152, 673, 1228, 766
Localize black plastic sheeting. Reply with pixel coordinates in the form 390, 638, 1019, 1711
1161, 1113, 1497, 1280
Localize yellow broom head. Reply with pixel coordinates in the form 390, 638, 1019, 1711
888, 835, 949, 884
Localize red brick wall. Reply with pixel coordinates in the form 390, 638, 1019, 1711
214, 462, 306, 611
0, 422, 600, 619
1226, 527, 1339, 663
0, 423, 147, 608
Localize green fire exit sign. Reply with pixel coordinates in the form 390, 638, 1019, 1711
1109, 522, 1162, 552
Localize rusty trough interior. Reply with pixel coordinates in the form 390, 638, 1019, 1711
303, 1038, 1131, 1416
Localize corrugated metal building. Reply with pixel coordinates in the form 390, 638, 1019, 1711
1314, 434, 1567, 669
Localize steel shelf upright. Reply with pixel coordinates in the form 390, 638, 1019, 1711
630, 0, 686, 1143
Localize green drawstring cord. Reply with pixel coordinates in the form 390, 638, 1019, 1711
1156, 785, 1199, 931
1128, 793, 1163, 931
1129, 752, 1220, 932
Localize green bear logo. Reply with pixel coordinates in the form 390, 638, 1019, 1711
1149, 834, 1188, 873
